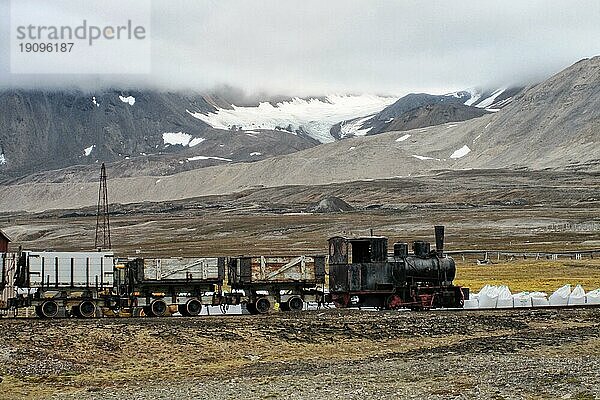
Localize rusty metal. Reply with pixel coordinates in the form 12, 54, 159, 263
229, 255, 325, 286
0, 230, 11, 253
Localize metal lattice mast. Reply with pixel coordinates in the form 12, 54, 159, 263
94, 163, 111, 249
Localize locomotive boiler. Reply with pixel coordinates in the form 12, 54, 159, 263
328, 226, 466, 309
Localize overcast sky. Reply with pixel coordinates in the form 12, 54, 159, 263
1, 0, 599, 96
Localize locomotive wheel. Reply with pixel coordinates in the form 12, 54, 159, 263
246, 303, 258, 315
385, 295, 403, 310
179, 299, 202, 317
74, 300, 97, 318
286, 296, 304, 312
39, 300, 59, 318
255, 298, 271, 314
147, 299, 168, 317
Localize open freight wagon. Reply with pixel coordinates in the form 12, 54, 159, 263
228, 255, 326, 313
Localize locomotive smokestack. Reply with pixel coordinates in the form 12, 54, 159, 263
434, 225, 445, 256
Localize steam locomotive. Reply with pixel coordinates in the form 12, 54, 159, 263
329, 226, 465, 309
0, 226, 464, 318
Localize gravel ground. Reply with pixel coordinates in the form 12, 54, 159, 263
0, 308, 599, 399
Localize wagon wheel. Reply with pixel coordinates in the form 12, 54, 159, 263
287, 296, 304, 312
255, 298, 272, 314
39, 300, 59, 318
75, 300, 97, 318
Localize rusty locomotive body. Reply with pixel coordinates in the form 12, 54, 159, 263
329, 226, 465, 309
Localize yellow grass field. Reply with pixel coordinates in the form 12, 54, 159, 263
454, 258, 600, 293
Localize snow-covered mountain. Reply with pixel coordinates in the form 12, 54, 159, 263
331, 87, 524, 138
187, 94, 397, 143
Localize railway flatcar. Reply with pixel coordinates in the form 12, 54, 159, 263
328, 226, 466, 310
228, 255, 326, 314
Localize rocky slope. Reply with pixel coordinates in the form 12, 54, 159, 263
331, 88, 523, 138
0, 90, 318, 180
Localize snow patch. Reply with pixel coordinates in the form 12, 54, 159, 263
83, 145, 95, 156
187, 155, 232, 162
249, 152, 262, 156
395, 134, 411, 142
188, 137, 206, 147
450, 145, 471, 159
412, 154, 434, 161
119, 95, 136, 105
464, 88, 482, 106
163, 132, 203, 147
92, 97, 99, 107
339, 115, 374, 138
476, 89, 505, 109
186, 94, 397, 143
0, 153, 5, 165
349, 146, 356, 150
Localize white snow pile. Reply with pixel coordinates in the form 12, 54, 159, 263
249, 152, 262, 156
463, 88, 482, 106
186, 94, 397, 143
395, 134, 411, 142
163, 132, 205, 147
92, 96, 100, 107
466, 284, 600, 309
187, 155, 232, 162
339, 115, 374, 138
475, 88, 505, 109
188, 138, 206, 147
450, 145, 471, 159
0, 153, 6, 165
411, 154, 434, 161
83, 145, 95, 156
119, 95, 136, 105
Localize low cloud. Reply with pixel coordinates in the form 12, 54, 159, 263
1, 0, 599, 95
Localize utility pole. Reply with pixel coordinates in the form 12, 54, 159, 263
94, 163, 111, 249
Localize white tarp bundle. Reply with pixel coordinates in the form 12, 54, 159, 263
586, 289, 600, 305
464, 298, 479, 309
466, 284, 596, 310
530, 292, 550, 307
513, 292, 533, 308
568, 284, 586, 305
478, 285, 499, 308
549, 284, 571, 306
497, 285, 514, 308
